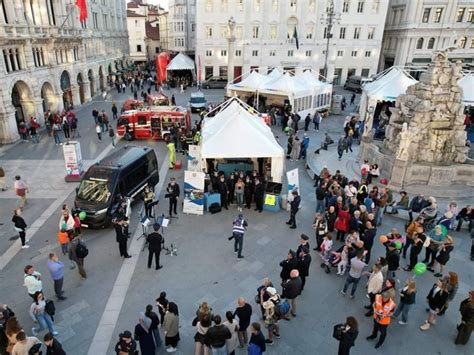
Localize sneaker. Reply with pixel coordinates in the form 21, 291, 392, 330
272, 331, 281, 339
340, 290, 346, 296
375, 343, 383, 349
420, 321, 431, 331
52, 331, 59, 336
265, 340, 274, 345
25, 239, 30, 243
31, 327, 38, 336
434, 273, 442, 277
398, 321, 407, 325
349, 295, 355, 299
21, 245, 30, 249
166, 347, 177, 353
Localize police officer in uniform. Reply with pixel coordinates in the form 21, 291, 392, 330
113, 217, 131, 258
146, 224, 164, 270
166, 178, 180, 216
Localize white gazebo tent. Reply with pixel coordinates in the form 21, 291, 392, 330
201, 98, 285, 183
359, 67, 418, 129
459, 73, 474, 106
166, 52, 196, 80
227, 70, 270, 94
296, 70, 333, 110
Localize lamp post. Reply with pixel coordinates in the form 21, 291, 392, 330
227, 17, 236, 84
320, 0, 341, 83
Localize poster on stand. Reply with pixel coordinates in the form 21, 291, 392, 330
63, 141, 84, 181
183, 171, 205, 215
286, 168, 300, 192
187, 145, 202, 172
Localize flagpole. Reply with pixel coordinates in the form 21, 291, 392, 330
58, 4, 76, 31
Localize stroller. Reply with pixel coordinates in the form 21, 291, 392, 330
320, 250, 341, 274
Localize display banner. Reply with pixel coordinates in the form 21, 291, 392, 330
183, 171, 205, 215
286, 168, 300, 192
63, 141, 84, 180
187, 145, 202, 172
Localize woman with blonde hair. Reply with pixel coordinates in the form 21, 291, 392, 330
393, 279, 416, 325
421, 279, 448, 331
432, 236, 454, 277
439, 271, 459, 316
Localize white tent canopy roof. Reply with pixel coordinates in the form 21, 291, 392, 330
296, 71, 332, 91
167, 52, 195, 71
259, 72, 313, 98
227, 71, 270, 92
459, 73, 474, 105
201, 99, 284, 159
363, 67, 417, 102
267, 68, 283, 78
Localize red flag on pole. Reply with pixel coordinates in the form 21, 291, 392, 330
76, 0, 88, 22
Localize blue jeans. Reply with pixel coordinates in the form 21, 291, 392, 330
211, 345, 227, 355
34, 312, 55, 334
393, 302, 412, 323
316, 199, 325, 214
375, 207, 382, 225
342, 275, 361, 296
53, 133, 61, 144
234, 234, 243, 258
236, 193, 244, 208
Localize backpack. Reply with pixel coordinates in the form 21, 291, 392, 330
45, 299, 56, 318
272, 297, 290, 318
333, 323, 345, 340
209, 203, 221, 214
75, 240, 89, 258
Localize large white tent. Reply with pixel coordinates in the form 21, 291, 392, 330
201, 98, 285, 183
296, 71, 333, 110
459, 73, 474, 106
359, 67, 418, 124
227, 70, 270, 93
167, 52, 195, 79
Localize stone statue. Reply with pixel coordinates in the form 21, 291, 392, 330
396, 123, 413, 161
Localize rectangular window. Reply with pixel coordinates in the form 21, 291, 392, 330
361, 68, 370, 77
468, 9, 474, 22
219, 66, 227, 78
365, 50, 371, 57
220, 0, 228, 12
357, 1, 364, 13
237, 0, 244, 12
206, 50, 212, 56
339, 27, 346, 39
353, 27, 360, 39
337, 50, 344, 57
221, 50, 227, 56
206, 26, 213, 39
470, 39, 474, 48
434, 8, 443, 23
309, 0, 316, 12
272, 0, 278, 12
368, 27, 375, 39
288, 50, 294, 57
236, 26, 243, 39
305, 50, 312, 57
137, 45, 142, 52
372, 0, 379, 13
252, 50, 258, 57
205, 66, 213, 80
422, 8, 431, 23
343, 0, 349, 13
254, 0, 260, 11
252, 26, 259, 39
235, 49, 242, 56
269, 50, 276, 56
351, 50, 357, 57
456, 8, 465, 22
306, 25, 314, 39
220, 26, 227, 39
270, 24, 278, 39
205, 0, 213, 12
324, 27, 329, 39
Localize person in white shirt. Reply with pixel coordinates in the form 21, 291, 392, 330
364, 264, 384, 316
23, 265, 42, 300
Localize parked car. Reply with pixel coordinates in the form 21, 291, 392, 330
203, 77, 227, 89
344, 76, 368, 93
189, 91, 208, 112
74, 146, 159, 228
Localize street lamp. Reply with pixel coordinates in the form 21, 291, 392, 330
227, 17, 236, 84
320, 0, 341, 82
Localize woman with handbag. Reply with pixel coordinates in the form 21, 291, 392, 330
12, 208, 29, 249
29, 292, 58, 336
337, 316, 358, 355
420, 279, 449, 331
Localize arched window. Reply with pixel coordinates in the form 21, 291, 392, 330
287, 17, 298, 39
459, 36, 467, 49
427, 37, 435, 49
416, 37, 424, 49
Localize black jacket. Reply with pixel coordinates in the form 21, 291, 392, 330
279, 258, 297, 280
46, 339, 66, 355
290, 195, 301, 213
146, 311, 160, 329
339, 328, 358, 353
114, 338, 137, 354
167, 183, 180, 199
254, 183, 264, 198
281, 276, 303, 299
297, 254, 312, 277
386, 248, 400, 271
361, 228, 376, 249
206, 324, 231, 348
249, 331, 266, 353
12, 215, 27, 230
113, 223, 127, 243
233, 303, 252, 330
427, 285, 449, 311
316, 186, 325, 200
146, 232, 163, 252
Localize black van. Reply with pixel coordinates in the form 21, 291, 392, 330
74, 146, 159, 228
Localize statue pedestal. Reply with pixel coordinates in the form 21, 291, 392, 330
387, 159, 408, 191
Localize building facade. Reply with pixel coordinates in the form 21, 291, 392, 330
195, 0, 388, 84
0, 0, 129, 143
168, 0, 196, 55
381, 0, 474, 70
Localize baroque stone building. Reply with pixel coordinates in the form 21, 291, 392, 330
0, 0, 129, 143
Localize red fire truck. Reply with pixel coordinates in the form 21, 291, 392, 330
116, 106, 191, 140
147, 93, 169, 106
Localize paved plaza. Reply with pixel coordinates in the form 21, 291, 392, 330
0, 87, 473, 355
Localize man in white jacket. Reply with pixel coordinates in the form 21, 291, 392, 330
364, 264, 384, 317
23, 265, 43, 300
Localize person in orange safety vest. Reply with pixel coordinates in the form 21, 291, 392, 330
366, 291, 396, 349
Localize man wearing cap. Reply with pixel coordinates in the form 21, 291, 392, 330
281, 270, 302, 317
296, 234, 310, 256
297, 247, 311, 291
279, 250, 297, 282
166, 178, 180, 217
146, 224, 164, 270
